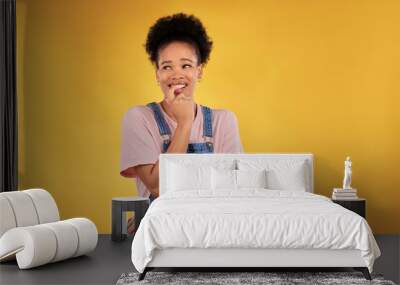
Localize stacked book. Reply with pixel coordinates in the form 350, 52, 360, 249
332, 188, 358, 200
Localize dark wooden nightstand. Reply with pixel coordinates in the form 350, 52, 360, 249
332, 198, 366, 218
111, 197, 150, 242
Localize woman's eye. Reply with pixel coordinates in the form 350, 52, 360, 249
162, 66, 171, 70
183, 64, 192, 68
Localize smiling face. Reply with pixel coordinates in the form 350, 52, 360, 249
156, 41, 203, 99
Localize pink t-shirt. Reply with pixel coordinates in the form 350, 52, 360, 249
120, 102, 243, 197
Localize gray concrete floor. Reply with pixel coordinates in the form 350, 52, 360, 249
374, 235, 400, 284
0, 235, 134, 285
0, 234, 398, 285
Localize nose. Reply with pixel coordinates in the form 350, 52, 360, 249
170, 71, 185, 81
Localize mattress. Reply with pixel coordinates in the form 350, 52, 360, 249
131, 189, 380, 273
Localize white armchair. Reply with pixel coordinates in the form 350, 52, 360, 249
0, 189, 98, 269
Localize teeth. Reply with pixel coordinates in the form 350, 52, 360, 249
169, 83, 186, 88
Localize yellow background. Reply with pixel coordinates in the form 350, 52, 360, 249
16, 0, 399, 234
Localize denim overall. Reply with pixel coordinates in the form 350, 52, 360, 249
147, 102, 214, 203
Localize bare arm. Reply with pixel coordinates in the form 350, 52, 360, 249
127, 84, 195, 197
125, 124, 191, 234
133, 121, 192, 197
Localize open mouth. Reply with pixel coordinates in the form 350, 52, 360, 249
168, 83, 188, 95
168, 83, 188, 89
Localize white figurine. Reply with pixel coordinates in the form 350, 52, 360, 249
342, 156, 352, 190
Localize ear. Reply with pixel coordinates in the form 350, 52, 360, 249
197, 64, 203, 80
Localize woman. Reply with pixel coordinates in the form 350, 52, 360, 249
120, 13, 243, 234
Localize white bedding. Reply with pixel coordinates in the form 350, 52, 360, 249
131, 190, 380, 273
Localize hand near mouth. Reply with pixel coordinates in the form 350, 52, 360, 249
163, 85, 194, 126
166, 84, 190, 102
166, 83, 187, 96
173, 85, 186, 96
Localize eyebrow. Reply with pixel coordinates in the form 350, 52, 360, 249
160, 58, 194, 65
181, 58, 194, 63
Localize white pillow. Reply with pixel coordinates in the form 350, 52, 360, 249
167, 162, 212, 191
237, 159, 308, 191
211, 168, 268, 190
211, 168, 236, 190
266, 167, 306, 191
236, 169, 267, 188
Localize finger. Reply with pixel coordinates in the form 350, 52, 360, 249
166, 85, 180, 103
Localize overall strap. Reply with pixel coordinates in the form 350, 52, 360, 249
146, 102, 171, 137
201, 105, 213, 138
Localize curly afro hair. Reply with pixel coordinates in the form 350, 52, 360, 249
145, 13, 213, 67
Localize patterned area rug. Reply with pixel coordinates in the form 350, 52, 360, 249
116, 271, 396, 285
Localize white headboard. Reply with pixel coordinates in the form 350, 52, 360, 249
159, 153, 314, 195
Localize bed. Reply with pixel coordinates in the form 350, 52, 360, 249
131, 153, 381, 281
